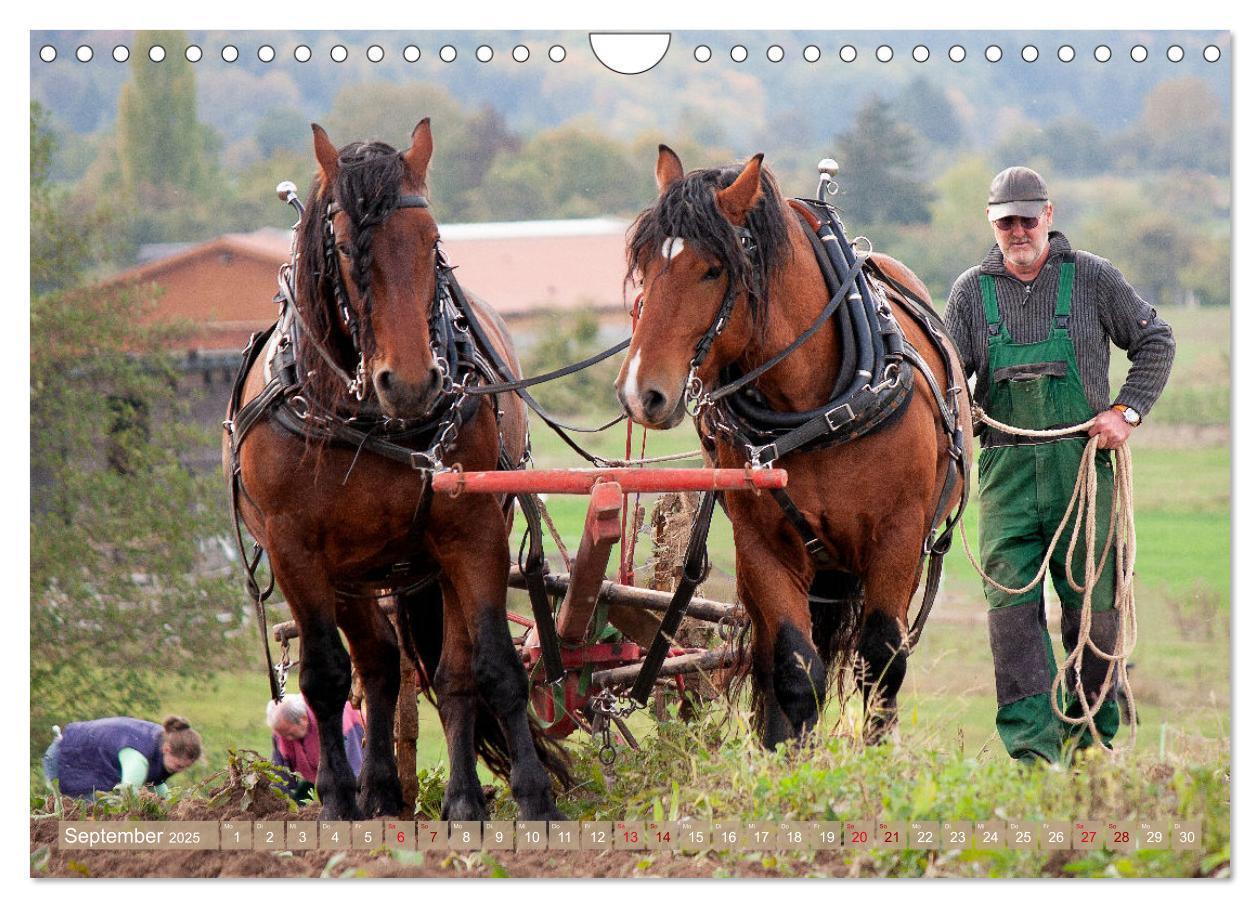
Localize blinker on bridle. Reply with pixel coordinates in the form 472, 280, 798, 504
322, 193, 431, 400
684, 223, 758, 412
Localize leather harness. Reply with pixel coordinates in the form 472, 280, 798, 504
224, 193, 568, 695
686, 197, 970, 645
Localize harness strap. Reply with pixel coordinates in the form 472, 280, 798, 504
744, 370, 913, 466
709, 264, 861, 405
459, 337, 631, 396
514, 487, 566, 684
224, 325, 287, 702
768, 487, 838, 568
627, 490, 717, 706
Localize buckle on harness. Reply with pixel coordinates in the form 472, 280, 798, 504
1054, 315, 1070, 329
409, 451, 438, 472
805, 538, 829, 560
825, 403, 855, 432
749, 443, 778, 468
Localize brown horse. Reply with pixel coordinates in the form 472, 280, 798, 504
616, 147, 970, 748
224, 121, 568, 820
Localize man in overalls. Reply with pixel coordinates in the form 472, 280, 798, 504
944, 167, 1176, 763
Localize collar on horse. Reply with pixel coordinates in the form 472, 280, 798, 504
687, 198, 919, 466
684, 194, 971, 645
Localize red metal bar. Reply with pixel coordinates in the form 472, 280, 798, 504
432, 467, 788, 496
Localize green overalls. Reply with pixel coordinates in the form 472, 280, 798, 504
977, 255, 1121, 764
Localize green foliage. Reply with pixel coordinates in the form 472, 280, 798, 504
1178, 236, 1231, 308
115, 31, 213, 208
470, 124, 649, 220
415, 766, 450, 819
896, 77, 963, 149
109, 30, 226, 245
996, 116, 1113, 177
195, 748, 298, 814
1125, 77, 1229, 175
30, 104, 111, 294
520, 311, 623, 418
835, 96, 934, 227
550, 703, 1228, 877
30, 110, 243, 763
117, 30, 207, 196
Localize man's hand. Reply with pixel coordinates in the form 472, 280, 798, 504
1089, 408, 1133, 449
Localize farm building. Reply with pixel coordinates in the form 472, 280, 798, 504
97, 218, 634, 470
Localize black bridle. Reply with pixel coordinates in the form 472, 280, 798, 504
320, 193, 432, 401
682, 225, 756, 407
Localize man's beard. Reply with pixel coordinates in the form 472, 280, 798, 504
1004, 237, 1046, 266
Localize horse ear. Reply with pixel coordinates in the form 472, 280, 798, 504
716, 154, 765, 225
403, 118, 434, 185
656, 144, 684, 195
311, 124, 340, 185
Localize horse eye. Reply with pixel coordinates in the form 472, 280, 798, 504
701, 266, 723, 281
336, 243, 351, 257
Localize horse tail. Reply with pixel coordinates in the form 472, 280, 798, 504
473, 699, 576, 793
395, 583, 574, 792
808, 570, 865, 696
395, 581, 443, 708
727, 570, 863, 741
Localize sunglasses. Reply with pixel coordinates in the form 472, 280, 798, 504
993, 214, 1044, 231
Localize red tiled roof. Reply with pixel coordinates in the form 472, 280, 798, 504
100, 221, 634, 351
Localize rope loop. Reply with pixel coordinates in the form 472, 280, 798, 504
962, 406, 1138, 754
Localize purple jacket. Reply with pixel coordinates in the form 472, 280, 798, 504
55, 718, 170, 798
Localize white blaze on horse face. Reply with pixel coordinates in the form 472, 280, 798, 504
623, 349, 645, 415
661, 237, 685, 261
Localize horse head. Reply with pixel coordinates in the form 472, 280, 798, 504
617, 146, 790, 429
296, 120, 444, 419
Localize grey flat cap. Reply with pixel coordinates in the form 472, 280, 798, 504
987, 166, 1049, 220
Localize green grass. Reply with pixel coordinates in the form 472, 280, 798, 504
549, 704, 1230, 877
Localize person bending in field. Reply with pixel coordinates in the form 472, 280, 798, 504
266, 693, 365, 802
42, 715, 202, 800
943, 166, 1175, 764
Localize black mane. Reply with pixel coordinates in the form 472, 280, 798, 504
294, 140, 407, 405
625, 163, 792, 328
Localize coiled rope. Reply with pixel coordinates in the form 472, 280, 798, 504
960, 406, 1138, 753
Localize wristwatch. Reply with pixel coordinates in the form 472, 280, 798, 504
1111, 404, 1142, 427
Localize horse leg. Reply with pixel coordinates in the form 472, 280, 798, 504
430, 594, 489, 821
267, 541, 359, 820
435, 531, 563, 820
857, 532, 923, 745
737, 552, 824, 750
336, 596, 404, 818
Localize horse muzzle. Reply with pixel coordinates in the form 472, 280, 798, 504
373, 364, 444, 419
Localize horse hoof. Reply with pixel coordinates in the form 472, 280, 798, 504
357, 791, 406, 819
318, 801, 363, 822
441, 792, 489, 822
516, 793, 566, 821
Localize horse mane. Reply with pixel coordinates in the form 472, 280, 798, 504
625, 163, 793, 329
294, 140, 408, 408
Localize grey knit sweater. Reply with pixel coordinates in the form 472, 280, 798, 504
943, 232, 1176, 419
